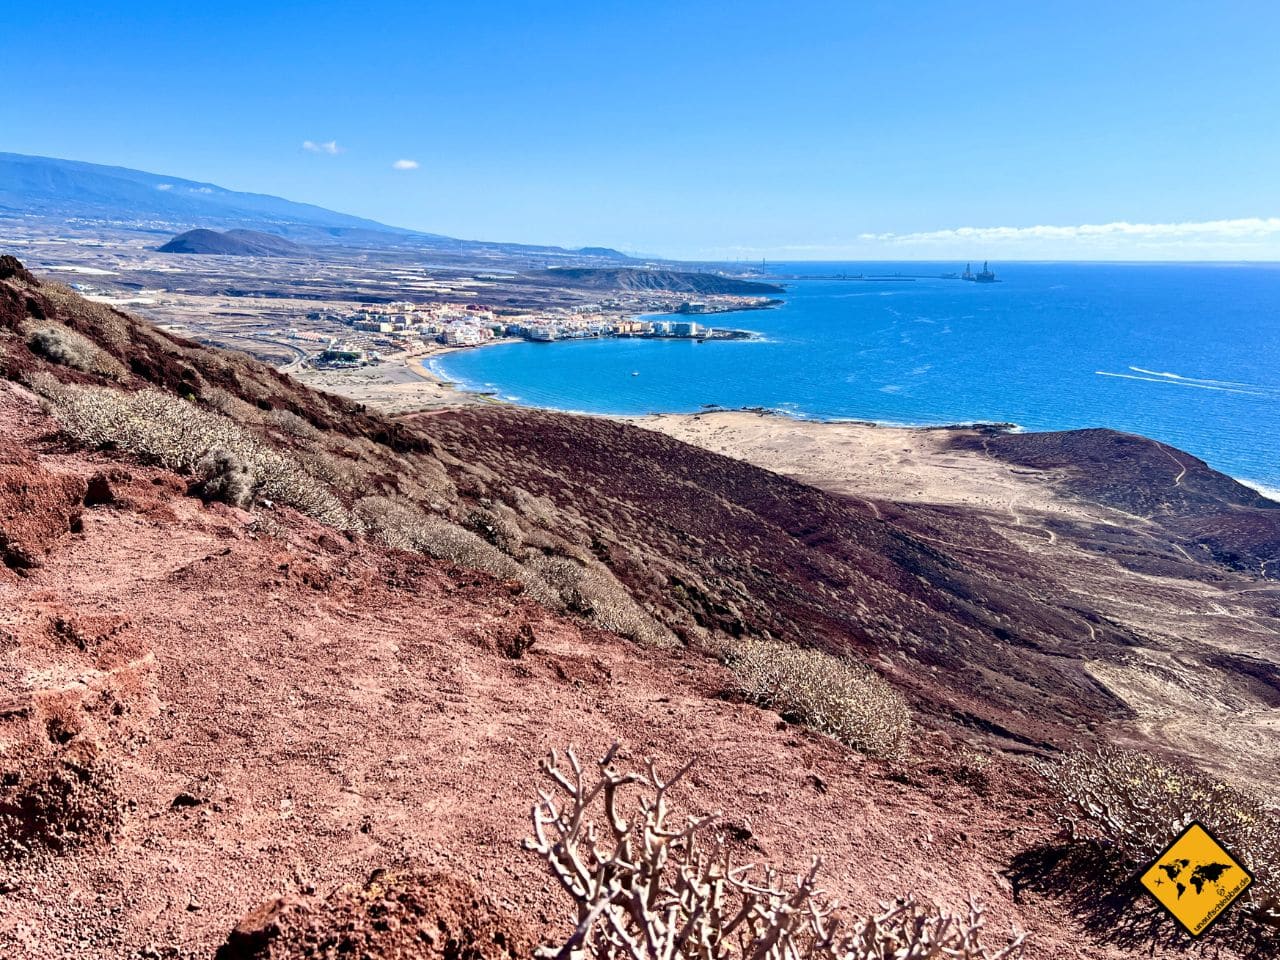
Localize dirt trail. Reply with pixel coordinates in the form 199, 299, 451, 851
635, 410, 1280, 793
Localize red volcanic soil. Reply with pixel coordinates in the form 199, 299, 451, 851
2, 258, 1274, 958
415, 407, 1138, 744
0, 383, 1137, 960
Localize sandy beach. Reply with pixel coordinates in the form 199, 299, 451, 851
300, 351, 1072, 519
626, 411, 1046, 511
293, 343, 497, 414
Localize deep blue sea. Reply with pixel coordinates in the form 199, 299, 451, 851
430, 262, 1280, 489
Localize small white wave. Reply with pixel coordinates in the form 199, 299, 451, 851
1128, 366, 1266, 390
1238, 478, 1280, 504
1095, 371, 1267, 396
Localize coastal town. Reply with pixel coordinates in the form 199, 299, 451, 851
300, 297, 760, 369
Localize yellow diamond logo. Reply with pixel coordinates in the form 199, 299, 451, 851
1139, 821, 1253, 938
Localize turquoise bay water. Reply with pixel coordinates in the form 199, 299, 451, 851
431, 263, 1280, 488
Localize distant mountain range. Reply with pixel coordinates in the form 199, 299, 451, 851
157, 228, 309, 257
0, 152, 409, 239
528, 267, 785, 295
0, 152, 638, 263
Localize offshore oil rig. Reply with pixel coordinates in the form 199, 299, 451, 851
961, 261, 999, 283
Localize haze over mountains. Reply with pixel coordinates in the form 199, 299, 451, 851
0, 152, 639, 263
527, 267, 784, 295
0, 152, 401, 237
156, 228, 309, 257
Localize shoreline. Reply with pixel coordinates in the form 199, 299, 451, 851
427, 348, 1026, 435
292, 340, 505, 414
297, 345, 1280, 499
419, 337, 1018, 433
299, 339, 1026, 433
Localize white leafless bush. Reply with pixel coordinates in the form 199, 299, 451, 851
525, 745, 1024, 960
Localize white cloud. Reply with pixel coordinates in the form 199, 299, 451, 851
302, 139, 343, 155
858, 217, 1280, 248
392, 158, 420, 170
155, 183, 173, 191
687, 217, 1280, 261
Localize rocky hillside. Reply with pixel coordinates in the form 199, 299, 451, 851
3, 254, 1278, 756
1, 256, 1276, 958
524, 267, 785, 295
953, 428, 1280, 577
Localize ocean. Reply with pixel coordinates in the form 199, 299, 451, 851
429, 262, 1280, 490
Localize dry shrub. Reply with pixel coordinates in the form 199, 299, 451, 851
465, 506, 522, 553
36, 282, 133, 353
727, 638, 909, 757
299, 446, 364, 499
27, 325, 126, 379
509, 487, 561, 531
1046, 746, 1279, 927
194, 446, 254, 508
205, 385, 261, 421
532, 556, 670, 646
355, 495, 427, 552
525, 745, 1024, 960
28, 326, 95, 369
267, 407, 322, 440
355, 496, 555, 603
45, 384, 351, 527
426, 519, 554, 603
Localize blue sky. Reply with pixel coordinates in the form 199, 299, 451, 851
5, 1, 1280, 260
